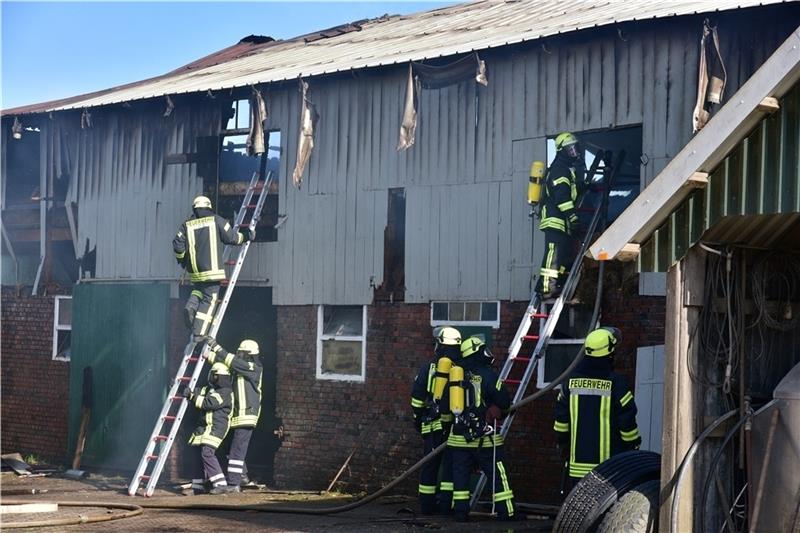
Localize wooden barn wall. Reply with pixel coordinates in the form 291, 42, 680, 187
39, 7, 797, 304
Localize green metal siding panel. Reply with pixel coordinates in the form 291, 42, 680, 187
68, 283, 170, 470
640, 81, 800, 272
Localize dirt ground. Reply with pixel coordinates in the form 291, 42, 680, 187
0, 472, 556, 532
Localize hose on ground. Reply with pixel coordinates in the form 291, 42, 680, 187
1, 500, 143, 529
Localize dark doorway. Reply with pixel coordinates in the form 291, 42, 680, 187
216, 286, 279, 484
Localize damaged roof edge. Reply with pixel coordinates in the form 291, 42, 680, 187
588, 25, 800, 262
1, 0, 793, 117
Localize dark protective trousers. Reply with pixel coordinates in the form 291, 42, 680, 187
185, 282, 220, 337
451, 446, 515, 519
538, 229, 575, 296
200, 444, 227, 487
418, 430, 454, 514
227, 427, 253, 486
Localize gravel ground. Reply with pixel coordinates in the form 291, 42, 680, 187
1, 472, 555, 532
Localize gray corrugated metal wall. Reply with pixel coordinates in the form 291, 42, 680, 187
51, 9, 798, 304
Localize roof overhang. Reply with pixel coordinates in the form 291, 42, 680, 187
589, 24, 800, 261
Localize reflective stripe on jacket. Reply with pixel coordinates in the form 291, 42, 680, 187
539, 159, 578, 234
189, 384, 232, 448
208, 345, 263, 428
173, 213, 244, 283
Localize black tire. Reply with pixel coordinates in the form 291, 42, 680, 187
598, 479, 660, 533
553, 450, 661, 533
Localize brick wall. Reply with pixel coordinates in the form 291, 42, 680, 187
271, 265, 666, 504
1, 289, 70, 462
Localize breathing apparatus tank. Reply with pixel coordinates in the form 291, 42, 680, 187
527, 160, 545, 217
433, 357, 452, 401
449, 365, 465, 416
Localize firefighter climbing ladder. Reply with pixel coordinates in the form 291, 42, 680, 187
128, 171, 272, 497
470, 151, 624, 509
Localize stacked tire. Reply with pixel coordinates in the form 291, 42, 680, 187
553, 450, 661, 533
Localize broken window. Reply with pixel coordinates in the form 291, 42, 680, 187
430, 301, 500, 328
317, 305, 366, 382
217, 103, 280, 242
545, 125, 643, 229
375, 188, 405, 301
53, 295, 72, 361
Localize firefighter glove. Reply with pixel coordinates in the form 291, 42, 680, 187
485, 404, 502, 426
202, 336, 218, 350
181, 386, 194, 400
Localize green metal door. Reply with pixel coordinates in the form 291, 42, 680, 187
68, 283, 169, 470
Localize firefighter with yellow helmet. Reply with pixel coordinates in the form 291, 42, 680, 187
446, 335, 516, 522
537, 132, 585, 299
204, 337, 263, 491
173, 195, 255, 339
183, 362, 233, 494
410, 326, 461, 514
553, 327, 641, 482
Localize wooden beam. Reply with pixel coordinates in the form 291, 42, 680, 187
756, 96, 780, 114
617, 243, 640, 261
684, 172, 709, 189
589, 28, 800, 261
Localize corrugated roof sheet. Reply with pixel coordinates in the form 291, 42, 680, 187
4, 0, 794, 115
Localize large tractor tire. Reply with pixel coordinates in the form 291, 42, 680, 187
553, 450, 661, 533
598, 479, 660, 533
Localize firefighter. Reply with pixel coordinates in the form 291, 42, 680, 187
172, 195, 255, 339
447, 335, 516, 522
553, 327, 642, 482
183, 362, 235, 494
537, 132, 586, 299
203, 337, 262, 489
410, 326, 461, 515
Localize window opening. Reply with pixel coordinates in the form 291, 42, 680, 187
316, 305, 367, 382
430, 301, 500, 328
53, 295, 72, 361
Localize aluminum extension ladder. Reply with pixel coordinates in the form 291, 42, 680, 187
128, 171, 272, 497
469, 151, 624, 509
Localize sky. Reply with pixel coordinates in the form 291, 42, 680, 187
1, 1, 455, 110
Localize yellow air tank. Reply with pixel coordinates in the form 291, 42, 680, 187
449, 365, 465, 416
433, 357, 452, 401
528, 160, 545, 205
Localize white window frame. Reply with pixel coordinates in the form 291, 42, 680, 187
52, 295, 72, 361
429, 301, 500, 328
316, 305, 367, 382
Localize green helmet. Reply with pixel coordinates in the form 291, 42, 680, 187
584, 327, 620, 357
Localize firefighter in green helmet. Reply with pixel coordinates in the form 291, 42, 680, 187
537, 132, 585, 300
553, 327, 641, 483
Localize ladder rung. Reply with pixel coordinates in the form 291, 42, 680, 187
531, 313, 548, 319
171, 395, 184, 401
154, 435, 168, 441
247, 204, 257, 208
147, 455, 158, 461
140, 474, 150, 480
504, 379, 522, 384
513, 357, 532, 362
188, 357, 200, 362
220, 280, 230, 286
522, 335, 539, 341
225, 260, 236, 265
163, 416, 176, 421
239, 223, 250, 228
178, 377, 191, 382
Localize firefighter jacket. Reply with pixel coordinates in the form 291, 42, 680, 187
173, 208, 244, 283
208, 345, 263, 429
189, 383, 232, 449
553, 357, 642, 478
539, 156, 580, 235
444, 358, 511, 449
411, 357, 455, 435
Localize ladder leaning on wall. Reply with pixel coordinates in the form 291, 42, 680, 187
469, 150, 624, 509
128, 171, 271, 497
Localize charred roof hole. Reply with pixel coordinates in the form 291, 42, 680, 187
239, 35, 275, 45
303, 21, 366, 43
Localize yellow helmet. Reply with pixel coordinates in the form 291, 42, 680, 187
237, 339, 260, 356
192, 195, 212, 209
210, 362, 230, 376
584, 327, 620, 357
554, 132, 578, 151
433, 326, 462, 346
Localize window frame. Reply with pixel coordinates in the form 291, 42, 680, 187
52, 295, 72, 362
429, 301, 501, 328
316, 305, 367, 382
